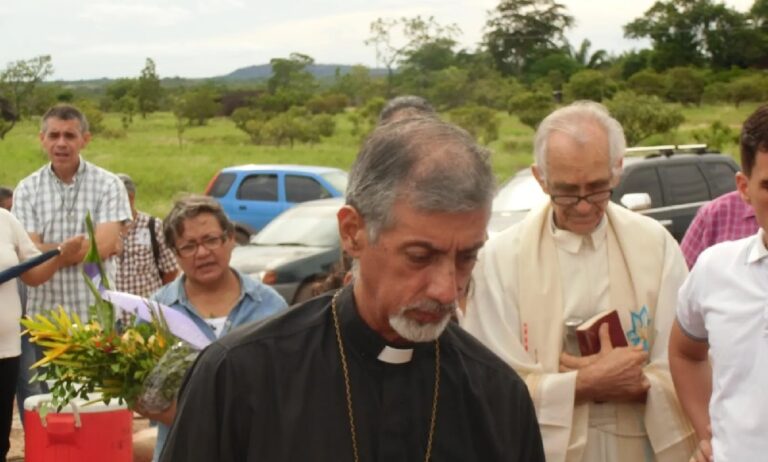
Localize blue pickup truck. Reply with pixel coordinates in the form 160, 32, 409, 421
205, 164, 347, 243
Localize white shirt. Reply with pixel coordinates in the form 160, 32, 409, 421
552, 214, 610, 325
206, 316, 228, 338
0, 209, 41, 357
677, 230, 768, 461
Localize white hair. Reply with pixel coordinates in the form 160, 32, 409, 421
534, 101, 626, 181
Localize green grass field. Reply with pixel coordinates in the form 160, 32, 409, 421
1, 104, 758, 217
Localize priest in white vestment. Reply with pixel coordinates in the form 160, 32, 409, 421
462, 101, 696, 462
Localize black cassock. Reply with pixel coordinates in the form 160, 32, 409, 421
160, 287, 545, 462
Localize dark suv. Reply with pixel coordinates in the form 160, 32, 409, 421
615, 145, 739, 241
490, 145, 740, 241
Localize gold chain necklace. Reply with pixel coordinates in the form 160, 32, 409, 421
330, 290, 440, 462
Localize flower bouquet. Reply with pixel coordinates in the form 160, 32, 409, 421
21, 212, 200, 413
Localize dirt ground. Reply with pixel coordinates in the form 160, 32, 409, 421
7, 400, 151, 461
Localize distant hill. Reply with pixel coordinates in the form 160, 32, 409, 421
49, 63, 389, 90
220, 63, 388, 81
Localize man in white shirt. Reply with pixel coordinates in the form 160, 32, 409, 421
670, 104, 768, 462
463, 101, 695, 462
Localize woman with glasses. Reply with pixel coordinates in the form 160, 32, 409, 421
136, 195, 287, 462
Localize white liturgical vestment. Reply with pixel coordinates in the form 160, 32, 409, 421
463, 202, 696, 462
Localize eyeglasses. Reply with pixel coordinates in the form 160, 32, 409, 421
176, 233, 228, 257
550, 189, 613, 206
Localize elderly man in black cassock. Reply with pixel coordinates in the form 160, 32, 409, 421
159, 116, 545, 462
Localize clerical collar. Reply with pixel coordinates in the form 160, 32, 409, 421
334, 286, 426, 364
549, 212, 607, 254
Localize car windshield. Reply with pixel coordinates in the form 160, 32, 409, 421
492, 171, 549, 212
253, 204, 340, 247
320, 170, 348, 194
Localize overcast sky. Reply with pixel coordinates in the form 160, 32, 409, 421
0, 0, 755, 81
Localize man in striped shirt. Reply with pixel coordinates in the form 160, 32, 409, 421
13, 104, 131, 319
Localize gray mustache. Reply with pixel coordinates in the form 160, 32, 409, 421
402, 300, 456, 316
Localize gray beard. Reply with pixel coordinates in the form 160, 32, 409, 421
388, 301, 455, 343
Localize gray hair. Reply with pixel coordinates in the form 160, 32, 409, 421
116, 173, 136, 196
41, 104, 90, 134
163, 194, 234, 249
534, 101, 625, 181
379, 95, 436, 124
0, 186, 12, 202
346, 117, 495, 241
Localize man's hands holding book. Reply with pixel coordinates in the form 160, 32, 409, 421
560, 323, 650, 403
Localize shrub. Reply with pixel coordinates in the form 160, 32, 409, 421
606, 91, 684, 146
508, 92, 555, 130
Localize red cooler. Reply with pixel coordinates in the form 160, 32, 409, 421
24, 393, 133, 462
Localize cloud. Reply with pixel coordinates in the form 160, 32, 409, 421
78, 3, 194, 27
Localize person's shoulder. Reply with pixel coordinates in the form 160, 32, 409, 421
442, 324, 527, 389
217, 294, 330, 351
708, 190, 744, 210
482, 216, 527, 262
85, 161, 123, 185
236, 269, 287, 305
151, 279, 182, 304
609, 202, 669, 237
0, 208, 16, 227
697, 233, 754, 269
16, 164, 49, 188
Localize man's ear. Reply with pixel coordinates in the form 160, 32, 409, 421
531, 165, 548, 193
611, 157, 624, 187
338, 205, 367, 258
82, 131, 92, 147
736, 171, 751, 205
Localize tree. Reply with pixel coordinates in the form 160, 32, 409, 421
483, 0, 574, 77
448, 105, 500, 144
331, 65, 378, 106
365, 16, 460, 95
0, 55, 53, 139
569, 39, 608, 69
627, 69, 667, 97
136, 58, 162, 118
268, 53, 316, 94
624, 0, 768, 70
693, 121, 737, 150
664, 66, 706, 105
606, 91, 684, 145
726, 75, 768, 107
177, 83, 220, 126
231, 106, 335, 147
509, 91, 555, 130
564, 70, 616, 102
0, 55, 54, 117
527, 52, 581, 87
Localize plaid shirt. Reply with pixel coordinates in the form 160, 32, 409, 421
116, 211, 179, 298
680, 190, 759, 268
12, 159, 132, 320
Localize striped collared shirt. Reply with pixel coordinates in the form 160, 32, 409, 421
12, 158, 132, 320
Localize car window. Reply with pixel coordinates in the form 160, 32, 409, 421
701, 161, 738, 198
492, 173, 548, 211
207, 172, 236, 197
659, 164, 710, 206
254, 205, 340, 247
617, 166, 663, 207
320, 170, 348, 194
237, 174, 278, 201
286, 175, 330, 203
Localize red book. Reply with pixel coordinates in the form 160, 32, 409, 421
575, 310, 628, 356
